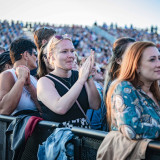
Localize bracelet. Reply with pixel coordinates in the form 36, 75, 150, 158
88, 75, 93, 80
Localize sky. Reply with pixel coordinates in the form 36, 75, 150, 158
0, 0, 160, 31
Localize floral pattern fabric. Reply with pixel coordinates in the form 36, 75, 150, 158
111, 81, 160, 139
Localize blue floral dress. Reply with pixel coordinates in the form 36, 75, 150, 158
111, 81, 160, 139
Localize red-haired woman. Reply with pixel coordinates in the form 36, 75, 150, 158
107, 41, 160, 139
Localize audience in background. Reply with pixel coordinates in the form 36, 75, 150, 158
86, 63, 108, 131
0, 20, 24, 50
1, 19, 160, 71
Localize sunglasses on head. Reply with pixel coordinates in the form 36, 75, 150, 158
54, 34, 72, 41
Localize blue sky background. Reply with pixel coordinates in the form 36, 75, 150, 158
0, 0, 160, 31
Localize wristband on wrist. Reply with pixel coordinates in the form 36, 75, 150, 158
88, 75, 93, 80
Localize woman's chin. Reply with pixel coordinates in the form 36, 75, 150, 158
68, 67, 73, 70
66, 65, 73, 70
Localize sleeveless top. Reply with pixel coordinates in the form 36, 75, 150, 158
39, 70, 90, 128
7, 68, 38, 115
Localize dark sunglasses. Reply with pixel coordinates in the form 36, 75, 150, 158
32, 51, 37, 57
27, 50, 37, 57
42, 54, 47, 59
21, 50, 37, 57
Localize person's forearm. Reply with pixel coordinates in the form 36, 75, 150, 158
120, 122, 160, 140
46, 79, 84, 115
0, 79, 25, 115
85, 79, 101, 110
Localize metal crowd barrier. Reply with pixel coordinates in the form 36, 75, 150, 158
0, 114, 160, 160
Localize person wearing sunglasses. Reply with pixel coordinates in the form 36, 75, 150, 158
0, 37, 41, 116
37, 34, 100, 128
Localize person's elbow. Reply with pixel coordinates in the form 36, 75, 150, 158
119, 125, 136, 140
54, 107, 68, 115
0, 105, 12, 115
52, 103, 68, 115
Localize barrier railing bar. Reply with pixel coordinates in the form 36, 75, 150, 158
0, 115, 160, 151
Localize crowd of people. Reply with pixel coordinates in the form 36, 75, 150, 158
0, 19, 160, 159
101, 22, 160, 50
0, 20, 25, 50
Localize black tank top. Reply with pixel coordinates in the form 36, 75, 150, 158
39, 70, 90, 128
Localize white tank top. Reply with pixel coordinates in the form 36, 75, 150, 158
7, 68, 38, 115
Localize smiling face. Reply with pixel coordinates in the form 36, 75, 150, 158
51, 39, 75, 71
138, 46, 160, 83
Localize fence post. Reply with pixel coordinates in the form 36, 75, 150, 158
0, 121, 7, 160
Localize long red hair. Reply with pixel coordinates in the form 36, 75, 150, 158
106, 41, 160, 129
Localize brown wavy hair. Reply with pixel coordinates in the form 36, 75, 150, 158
34, 27, 56, 51
106, 41, 160, 129
37, 43, 48, 79
103, 37, 136, 102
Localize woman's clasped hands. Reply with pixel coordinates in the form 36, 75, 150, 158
78, 50, 95, 84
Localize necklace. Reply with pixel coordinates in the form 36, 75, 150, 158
59, 76, 72, 88
51, 70, 72, 87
